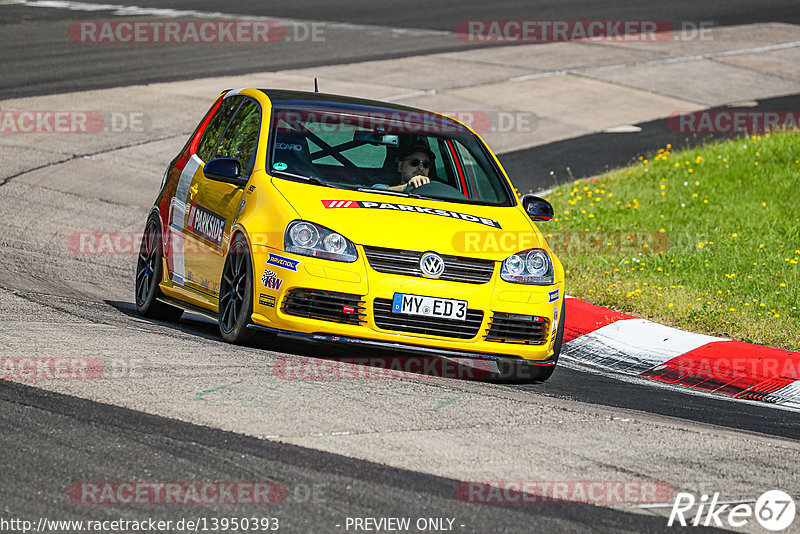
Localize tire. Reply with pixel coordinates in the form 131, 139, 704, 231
135, 215, 183, 321
492, 298, 565, 383
527, 298, 565, 382
218, 234, 255, 343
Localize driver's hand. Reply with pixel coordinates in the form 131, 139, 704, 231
405, 175, 430, 190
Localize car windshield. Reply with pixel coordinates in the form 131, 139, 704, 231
268, 105, 514, 206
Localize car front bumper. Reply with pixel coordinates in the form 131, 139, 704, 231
250, 245, 564, 363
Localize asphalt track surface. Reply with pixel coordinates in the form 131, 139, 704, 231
2, 2, 800, 533
500, 92, 800, 190
2, 0, 800, 99
0, 380, 725, 534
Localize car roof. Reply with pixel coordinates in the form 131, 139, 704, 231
257, 88, 430, 114
255, 89, 471, 133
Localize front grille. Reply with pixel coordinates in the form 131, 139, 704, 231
282, 288, 366, 325
485, 312, 550, 344
363, 246, 495, 284
372, 298, 483, 339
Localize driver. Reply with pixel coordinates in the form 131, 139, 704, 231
373, 143, 434, 192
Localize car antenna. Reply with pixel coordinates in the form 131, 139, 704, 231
314, 78, 319, 93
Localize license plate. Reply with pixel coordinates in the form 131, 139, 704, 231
391, 293, 468, 321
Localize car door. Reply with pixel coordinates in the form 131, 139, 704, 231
184, 96, 261, 297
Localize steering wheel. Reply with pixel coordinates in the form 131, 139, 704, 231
407, 181, 467, 199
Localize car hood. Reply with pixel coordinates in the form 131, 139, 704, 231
272, 179, 545, 260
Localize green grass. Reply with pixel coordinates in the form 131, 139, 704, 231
541, 130, 800, 350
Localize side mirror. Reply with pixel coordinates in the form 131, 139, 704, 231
521, 194, 554, 222
203, 158, 245, 186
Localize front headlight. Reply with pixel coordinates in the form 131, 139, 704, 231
284, 221, 358, 262
501, 248, 553, 284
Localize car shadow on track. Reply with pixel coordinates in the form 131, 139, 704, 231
107, 299, 548, 383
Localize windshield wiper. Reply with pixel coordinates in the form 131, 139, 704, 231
358, 188, 437, 200
275, 171, 347, 189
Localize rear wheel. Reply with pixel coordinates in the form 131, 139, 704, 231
218, 234, 255, 343
135, 216, 183, 321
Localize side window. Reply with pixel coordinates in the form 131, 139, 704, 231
430, 139, 451, 183
453, 141, 500, 202
214, 99, 261, 174
196, 96, 241, 162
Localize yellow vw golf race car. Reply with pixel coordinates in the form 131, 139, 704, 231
135, 88, 565, 381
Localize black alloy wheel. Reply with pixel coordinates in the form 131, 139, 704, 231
218, 234, 255, 343
135, 216, 183, 321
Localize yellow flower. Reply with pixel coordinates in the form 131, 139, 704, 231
697, 242, 705, 249
732, 233, 738, 237
659, 228, 666, 233
674, 162, 680, 168
780, 283, 786, 287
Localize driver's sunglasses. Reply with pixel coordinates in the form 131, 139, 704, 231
402, 157, 432, 169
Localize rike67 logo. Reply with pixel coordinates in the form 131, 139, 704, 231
668, 490, 795, 531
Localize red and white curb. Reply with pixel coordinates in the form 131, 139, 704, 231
562, 297, 800, 409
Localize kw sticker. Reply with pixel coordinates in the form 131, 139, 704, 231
261, 269, 283, 290
321, 200, 501, 228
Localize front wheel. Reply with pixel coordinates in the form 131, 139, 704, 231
218, 234, 255, 343
492, 298, 565, 383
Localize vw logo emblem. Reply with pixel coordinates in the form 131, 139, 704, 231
419, 252, 445, 278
